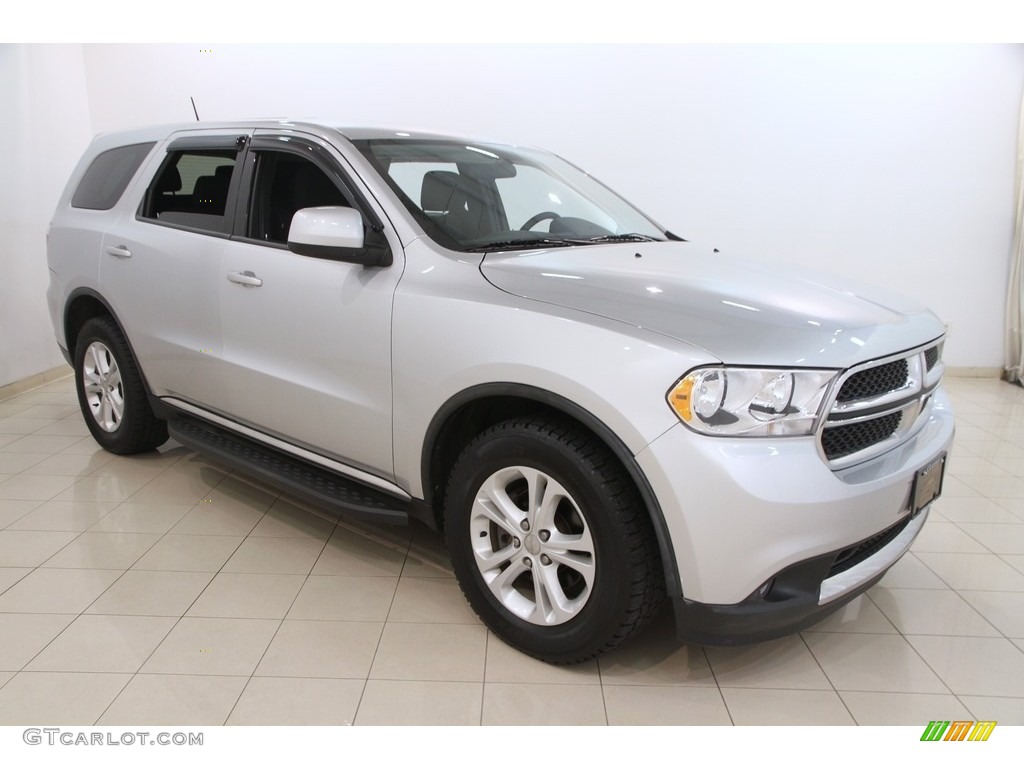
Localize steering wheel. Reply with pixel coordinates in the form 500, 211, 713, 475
520, 211, 562, 231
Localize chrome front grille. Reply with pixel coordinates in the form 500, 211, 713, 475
819, 341, 944, 468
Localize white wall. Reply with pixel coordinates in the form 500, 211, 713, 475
3, 44, 1021, 385
0, 44, 93, 387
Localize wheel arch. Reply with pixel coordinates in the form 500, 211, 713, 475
421, 383, 682, 601
64, 288, 120, 358
63, 288, 161, 410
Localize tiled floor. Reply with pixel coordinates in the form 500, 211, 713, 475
1, 373, 1023, 725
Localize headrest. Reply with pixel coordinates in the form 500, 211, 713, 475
156, 165, 181, 193
421, 170, 461, 212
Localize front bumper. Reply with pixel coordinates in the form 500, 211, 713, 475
671, 508, 929, 645
635, 387, 955, 644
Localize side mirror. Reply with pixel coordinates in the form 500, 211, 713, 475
287, 206, 392, 267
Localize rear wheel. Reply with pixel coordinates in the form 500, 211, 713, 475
445, 416, 664, 663
74, 317, 168, 454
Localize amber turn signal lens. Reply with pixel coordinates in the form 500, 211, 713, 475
668, 377, 694, 423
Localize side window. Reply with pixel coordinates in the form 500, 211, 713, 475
71, 142, 155, 210
246, 152, 349, 244
140, 149, 238, 234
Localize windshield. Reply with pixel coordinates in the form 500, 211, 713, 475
351, 138, 667, 252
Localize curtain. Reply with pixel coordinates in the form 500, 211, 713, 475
1005, 90, 1024, 384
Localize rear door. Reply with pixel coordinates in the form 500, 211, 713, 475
100, 131, 249, 407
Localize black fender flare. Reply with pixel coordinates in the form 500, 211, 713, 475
63, 288, 163, 414
422, 382, 682, 600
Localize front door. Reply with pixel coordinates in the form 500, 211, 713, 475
217, 134, 401, 481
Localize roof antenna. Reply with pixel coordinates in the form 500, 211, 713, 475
190, 97, 200, 121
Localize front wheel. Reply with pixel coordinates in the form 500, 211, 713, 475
74, 316, 168, 454
444, 416, 664, 663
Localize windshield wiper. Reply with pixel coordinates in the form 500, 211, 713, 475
466, 231, 663, 252
585, 233, 660, 243
466, 237, 589, 252
466, 233, 661, 252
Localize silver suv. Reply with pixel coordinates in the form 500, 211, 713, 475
47, 121, 954, 663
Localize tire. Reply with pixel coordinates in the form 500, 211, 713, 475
73, 316, 168, 454
444, 416, 664, 664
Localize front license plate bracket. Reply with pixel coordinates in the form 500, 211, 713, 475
911, 453, 946, 517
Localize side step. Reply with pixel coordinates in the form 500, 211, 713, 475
168, 416, 410, 525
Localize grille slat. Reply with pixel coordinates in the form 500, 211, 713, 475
827, 515, 913, 578
836, 359, 909, 402
924, 345, 940, 371
822, 411, 902, 460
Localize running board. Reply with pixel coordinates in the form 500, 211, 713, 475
168, 416, 410, 525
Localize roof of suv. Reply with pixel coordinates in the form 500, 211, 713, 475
90, 121, 483, 146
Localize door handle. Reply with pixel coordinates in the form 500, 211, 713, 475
105, 245, 132, 259
227, 270, 263, 287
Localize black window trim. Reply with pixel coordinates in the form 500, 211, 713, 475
135, 134, 249, 239
230, 135, 388, 250
167, 135, 247, 152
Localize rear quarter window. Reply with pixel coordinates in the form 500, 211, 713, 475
70, 142, 156, 210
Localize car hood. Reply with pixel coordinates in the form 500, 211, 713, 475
480, 241, 945, 368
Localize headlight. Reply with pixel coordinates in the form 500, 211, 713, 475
667, 367, 837, 436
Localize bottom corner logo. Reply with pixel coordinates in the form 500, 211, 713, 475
920, 720, 997, 742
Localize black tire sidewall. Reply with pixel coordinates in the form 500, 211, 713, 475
446, 423, 638, 662
73, 317, 159, 454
